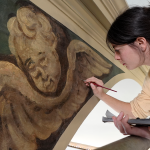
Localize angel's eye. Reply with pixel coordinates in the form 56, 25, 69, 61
28, 60, 35, 69
30, 68, 41, 78
25, 58, 35, 69
28, 63, 35, 69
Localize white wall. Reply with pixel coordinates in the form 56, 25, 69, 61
125, 0, 150, 7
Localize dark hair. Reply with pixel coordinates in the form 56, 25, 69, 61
106, 6, 150, 51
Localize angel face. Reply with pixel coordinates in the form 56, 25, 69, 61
18, 41, 61, 93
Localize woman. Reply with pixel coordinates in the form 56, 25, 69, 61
85, 6, 150, 139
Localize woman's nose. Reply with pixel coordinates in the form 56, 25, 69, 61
114, 53, 120, 60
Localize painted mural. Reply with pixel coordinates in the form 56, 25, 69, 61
0, 0, 124, 150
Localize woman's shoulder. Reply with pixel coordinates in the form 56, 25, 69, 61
142, 69, 150, 93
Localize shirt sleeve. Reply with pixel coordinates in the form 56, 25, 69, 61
130, 70, 150, 118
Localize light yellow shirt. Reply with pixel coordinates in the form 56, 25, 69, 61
130, 70, 150, 118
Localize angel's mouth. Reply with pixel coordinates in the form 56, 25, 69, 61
44, 76, 56, 92
44, 76, 50, 87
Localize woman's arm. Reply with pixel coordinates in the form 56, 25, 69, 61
100, 93, 135, 118
85, 77, 135, 118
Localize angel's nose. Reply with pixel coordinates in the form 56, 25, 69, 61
30, 67, 47, 80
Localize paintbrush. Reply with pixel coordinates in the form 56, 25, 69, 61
83, 80, 117, 92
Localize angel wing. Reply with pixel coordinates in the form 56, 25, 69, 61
58, 40, 112, 120
67, 40, 112, 80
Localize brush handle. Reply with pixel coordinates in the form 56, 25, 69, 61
90, 82, 117, 92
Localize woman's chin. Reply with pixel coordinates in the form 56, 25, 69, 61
126, 66, 135, 70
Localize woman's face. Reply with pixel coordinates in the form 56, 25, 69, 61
113, 44, 144, 70
18, 41, 61, 93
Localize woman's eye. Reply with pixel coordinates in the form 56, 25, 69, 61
40, 57, 48, 66
115, 50, 120, 54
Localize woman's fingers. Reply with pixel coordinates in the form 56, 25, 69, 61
85, 77, 104, 86
112, 116, 117, 128
84, 77, 105, 99
117, 111, 124, 121
113, 112, 128, 134
121, 114, 130, 135
116, 113, 125, 133
84, 77, 104, 92
90, 83, 96, 89
113, 112, 150, 139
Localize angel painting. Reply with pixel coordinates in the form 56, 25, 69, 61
0, 5, 112, 150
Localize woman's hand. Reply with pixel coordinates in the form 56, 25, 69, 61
84, 77, 106, 99
112, 112, 150, 139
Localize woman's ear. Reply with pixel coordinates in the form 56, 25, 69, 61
134, 37, 147, 52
